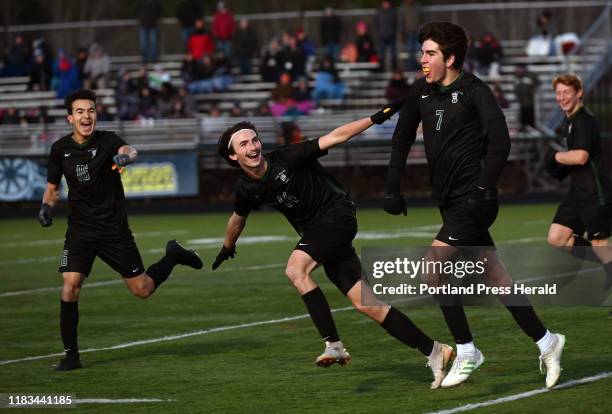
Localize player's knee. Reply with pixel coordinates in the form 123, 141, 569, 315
547, 232, 570, 248
591, 238, 608, 247
351, 299, 369, 315
130, 283, 153, 299
285, 265, 308, 285
351, 298, 385, 320
62, 286, 81, 301
62, 282, 81, 300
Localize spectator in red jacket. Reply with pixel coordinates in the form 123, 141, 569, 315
188, 18, 215, 61
213, 1, 235, 57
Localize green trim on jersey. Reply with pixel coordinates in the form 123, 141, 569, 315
260, 158, 272, 182
438, 70, 465, 93
588, 160, 606, 206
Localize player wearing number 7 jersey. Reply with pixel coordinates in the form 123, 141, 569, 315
383, 21, 565, 389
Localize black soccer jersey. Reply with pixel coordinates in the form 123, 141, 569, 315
47, 130, 129, 235
233, 139, 351, 233
387, 72, 511, 203
559, 106, 612, 205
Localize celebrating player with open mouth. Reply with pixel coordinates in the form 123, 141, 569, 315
545, 74, 612, 290
212, 105, 455, 389
39, 89, 203, 371
383, 22, 565, 388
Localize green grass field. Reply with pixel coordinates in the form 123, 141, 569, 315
1, 204, 610, 413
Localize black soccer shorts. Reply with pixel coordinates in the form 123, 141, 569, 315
436, 196, 499, 247
295, 207, 363, 295
58, 231, 145, 278
552, 198, 612, 240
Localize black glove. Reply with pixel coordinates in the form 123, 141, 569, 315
370, 99, 405, 125
113, 154, 131, 167
383, 193, 407, 216
38, 203, 53, 227
544, 149, 569, 181
212, 245, 236, 270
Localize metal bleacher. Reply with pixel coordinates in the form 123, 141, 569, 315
0, 32, 607, 188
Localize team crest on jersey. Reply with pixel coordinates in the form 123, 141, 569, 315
275, 169, 289, 183
88, 148, 98, 159
451, 91, 459, 103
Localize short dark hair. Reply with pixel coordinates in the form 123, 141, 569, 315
418, 22, 468, 71
218, 121, 258, 168
65, 89, 97, 114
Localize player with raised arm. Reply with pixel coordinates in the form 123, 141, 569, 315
383, 22, 565, 388
211, 104, 455, 389
39, 89, 203, 371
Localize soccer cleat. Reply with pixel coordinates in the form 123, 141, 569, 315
54, 357, 82, 371
440, 348, 485, 388
316, 341, 351, 367
166, 240, 203, 269
426, 342, 455, 389
539, 333, 565, 388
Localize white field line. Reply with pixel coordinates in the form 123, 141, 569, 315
0, 226, 535, 267
0, 262, 287, 298
0, 258, 599, 367
0, 231, 592, 297
0, 230, 189, 248
74, 398, 174, 404
0, 228, 438, 268
424, 371, 612, 414
0, 261, 605, 368
0, 305, 356, 366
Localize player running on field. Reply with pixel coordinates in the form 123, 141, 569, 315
39, 89, 203, 371
212, 105, 454, 389
383, 22, 565, 388
544, 74, 612, 291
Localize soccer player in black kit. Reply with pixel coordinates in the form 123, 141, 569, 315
383, 22, 565, 388
545, 74, 612, 290
212, 106, 457, 389
38, 89, 203, 371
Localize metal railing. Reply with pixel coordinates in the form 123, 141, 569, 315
2, 1, 609, 58
542, 2, 612, 131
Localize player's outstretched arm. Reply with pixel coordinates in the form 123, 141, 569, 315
38, 183, 60, 227
212, 213, 247, 270
318, 100, 405, 151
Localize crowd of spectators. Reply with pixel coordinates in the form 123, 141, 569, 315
0, 1, 555, 133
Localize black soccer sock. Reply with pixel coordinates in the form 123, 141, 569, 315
434, 294, 473, 344
571, 236, 604, 264
301, 287, 340, 342
60, 300, 79, 359
381, 307, 434, 356
499, 293, 547, 342
146, 255, 176, 288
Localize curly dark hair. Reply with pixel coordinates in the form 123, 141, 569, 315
64, 89, 97, 114
218, 121, 259, 168
418, 22, 469, 71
